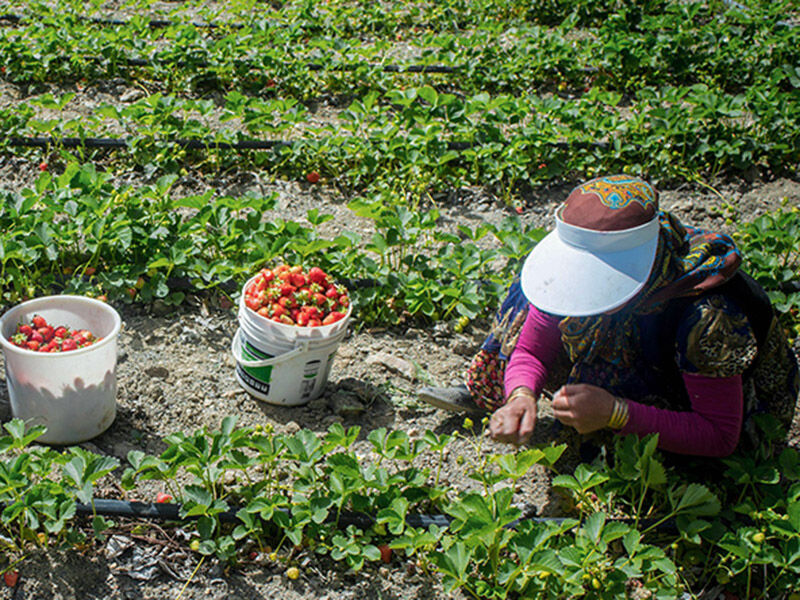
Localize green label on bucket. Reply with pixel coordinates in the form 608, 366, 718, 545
237, 363, 270, 395
240, 338, 273, 389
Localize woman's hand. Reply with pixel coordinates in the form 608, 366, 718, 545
489, 392, 537, 445
551, 384, 615, 434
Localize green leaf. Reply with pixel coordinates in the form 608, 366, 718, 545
788, 501, 800, 533
582, 512, 606, 545
674, 484, 720, 517
436, 541, 471, 582
418, 86, 438, 106
362, 544, 381, 562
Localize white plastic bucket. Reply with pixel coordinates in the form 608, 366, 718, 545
0, 295, 122, 445
233, 275, 352, 406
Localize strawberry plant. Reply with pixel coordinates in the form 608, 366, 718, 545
734, 205, 800, 337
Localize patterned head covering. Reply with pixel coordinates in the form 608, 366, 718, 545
520, 174, 662, 317
559, 210, 742, 368
561, 174, 658, 231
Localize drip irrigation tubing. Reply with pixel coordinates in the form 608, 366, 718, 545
73, 497, 677, 532
3, 135, 607, 153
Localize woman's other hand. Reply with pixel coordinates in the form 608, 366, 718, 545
489, 393, 537, 445
552, 384, 615, 434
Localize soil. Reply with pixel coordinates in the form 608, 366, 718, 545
1, 78, 800, 600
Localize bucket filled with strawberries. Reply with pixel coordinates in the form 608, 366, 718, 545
240, 264, 351, 343
233, 264, 352, 406
0, 295, 122, 444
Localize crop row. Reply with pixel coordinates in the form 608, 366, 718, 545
0, 1, 797, 96
0, 0, 736, 38
3, 81, 799, 192
0, 161, 539, 324
2, 414, 799, 598
1, 159, 798, 335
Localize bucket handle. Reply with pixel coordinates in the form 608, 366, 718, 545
231, 328, 309, 367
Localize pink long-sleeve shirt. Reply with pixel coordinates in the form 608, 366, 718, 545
504, 304, 744, 457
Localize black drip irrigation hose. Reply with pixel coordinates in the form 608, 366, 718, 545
75, 498, 675, 533
3, 135, 607, 153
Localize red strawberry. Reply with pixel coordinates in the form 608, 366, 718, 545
338, 295, 350, 308
155, 492, 173, 503
18, 324, 33, 338
26, 340, 40, 351
32, 315, 47, 329
54, 326, 67, 338
296, 312, 310, 327
306, 171, 320, 184
290, 272, 306, 288
61, 338, 77, 351
39, 162, 48, 172
257, 306, 270, 318
3, 570, 19, 587
313, 292, 327, 306
307, 267, 327, 285
30, 331, 44, 343
280, 283, 296, 297
260, 268, 274, 283
322, 311, 345, 326
38, 326, 54, 342
325, 286, 339, 299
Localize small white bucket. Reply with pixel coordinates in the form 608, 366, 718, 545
0, 295, 122, 445
232, 276, 352, 406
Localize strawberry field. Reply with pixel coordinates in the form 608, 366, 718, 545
0, 0, 799, 598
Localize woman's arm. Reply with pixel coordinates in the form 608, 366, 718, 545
503, 304, 563, 397
490, 305, 562, 445
618, 373, 744, 457
551, 375, 744, 457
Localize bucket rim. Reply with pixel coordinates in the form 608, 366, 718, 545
0, 295, 122, 358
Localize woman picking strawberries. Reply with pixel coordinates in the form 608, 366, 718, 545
419, 175, 799, 458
